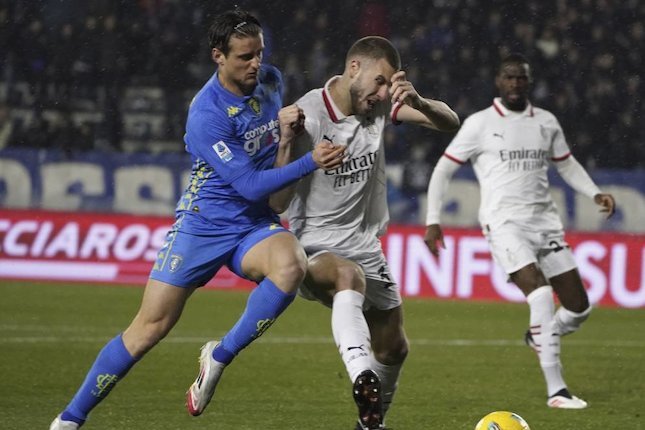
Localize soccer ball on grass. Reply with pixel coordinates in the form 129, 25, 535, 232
475, 411, 531, 430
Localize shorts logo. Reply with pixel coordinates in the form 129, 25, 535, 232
248, 97, 261, 115
269, 223, 281, 230
169, 254, 183, 273
213, 141, 233, 162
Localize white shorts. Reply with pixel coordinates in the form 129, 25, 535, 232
297, 229, 402, 311
484, 222, 577, 279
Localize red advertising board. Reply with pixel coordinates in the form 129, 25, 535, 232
383, 224, 645, 308
1, 209, 643, 308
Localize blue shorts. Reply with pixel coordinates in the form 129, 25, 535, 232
150, 220, 288, 288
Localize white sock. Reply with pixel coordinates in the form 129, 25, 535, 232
332, 290, 372, 382
369, 356, 402, 416
553, 305, 592, 336
527, 286, 567, 397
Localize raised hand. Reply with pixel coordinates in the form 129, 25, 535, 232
389, 70, 422, 109
278, 104, 305, 144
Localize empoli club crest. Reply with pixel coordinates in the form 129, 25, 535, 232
248, 97, 261, 115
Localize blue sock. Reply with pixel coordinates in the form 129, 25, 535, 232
61, 334, 137, 423
213, 278, 296, 364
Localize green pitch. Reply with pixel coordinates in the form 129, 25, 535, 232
0, 281, 643, 429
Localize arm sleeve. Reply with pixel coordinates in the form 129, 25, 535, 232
442, 115, 481, 162
548, 115, 572, 161
425, 154, 461, 225
554, 155, 602, 199
230, 152, 317, 201
188, 108, 318, 202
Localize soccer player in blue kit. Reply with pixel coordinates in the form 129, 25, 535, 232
50, 9, 345, 429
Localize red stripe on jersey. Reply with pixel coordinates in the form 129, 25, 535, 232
391, 101, 403, 125
493, 101, 505, 117
551, 152, 571, 162
322, 90, 339, 123
443, 153, 465, 164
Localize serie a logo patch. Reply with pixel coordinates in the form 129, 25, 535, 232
212, 141, 233, 162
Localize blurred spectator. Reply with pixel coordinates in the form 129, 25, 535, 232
49, 22, 77, 102
357, 0, 390, 38
18, 17, 48, 97
0, 0, 641, 174
10, 110, 49, 149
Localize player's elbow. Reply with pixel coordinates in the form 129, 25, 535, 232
269, 200, 288, 214
235, 187, 266, 203
441, 112, 460, 132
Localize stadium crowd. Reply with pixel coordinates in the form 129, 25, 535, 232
1, 0, 643, 179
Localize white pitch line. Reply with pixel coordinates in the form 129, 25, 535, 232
0, 334, 643, 348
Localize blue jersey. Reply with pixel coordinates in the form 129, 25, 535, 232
175, 64, 309, 233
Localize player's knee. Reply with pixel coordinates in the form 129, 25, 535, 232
124, 320, 171, 357
272, 254, 307, 289
511, 265, 547, 293
567, 291, 590, 313
335, 262, 366, 294
554, 305, 592, 336
373, 338, 409, 365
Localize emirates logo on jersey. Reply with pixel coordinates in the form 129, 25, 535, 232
500, 148, 548, 172
324, 150, 378, 188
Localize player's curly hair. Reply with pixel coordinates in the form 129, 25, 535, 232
208, 9, 262, 55
346, 36, 401, 70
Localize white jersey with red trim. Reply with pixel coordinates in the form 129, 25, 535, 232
444, 98, 570, 230
287, 76, 400, 259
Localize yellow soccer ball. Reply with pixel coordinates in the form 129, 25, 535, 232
475, 411, 531, 430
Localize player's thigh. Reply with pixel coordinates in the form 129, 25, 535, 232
238, 230, 307, 286
123, 278, 195, 356
486, 224, 538, 274
135, 278, 195, 324
364, 305, 408, 364
538, 232, 586, 309
537, 234, 577, 280
297, 252, 366, 307
307, 251, 366, 293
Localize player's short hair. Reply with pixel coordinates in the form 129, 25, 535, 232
498, 53, 530, 75
346, 36, 401, 70
208, 9, 262, 55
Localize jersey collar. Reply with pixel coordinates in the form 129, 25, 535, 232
322, 76, 347, 123
211, 70, 262, 105
492, 97, 534, 117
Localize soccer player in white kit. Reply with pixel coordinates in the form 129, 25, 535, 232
271, 36, 459, 429
424, 53, 616, 409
